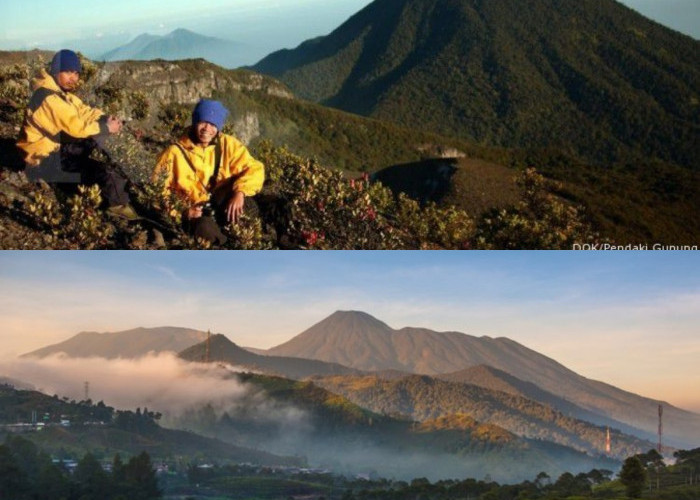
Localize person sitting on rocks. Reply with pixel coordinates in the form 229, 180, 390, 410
153, 99, 265, 244
16, 49, 136, 219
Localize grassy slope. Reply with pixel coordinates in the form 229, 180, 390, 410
221, 87, 700, 244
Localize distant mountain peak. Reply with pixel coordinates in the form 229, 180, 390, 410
327, 309, 389, 323
329, 309, 390, 321
169, 28, 195, 36
131, 33, 159, 41
178, 331, 362, 379
101, 27, 243, 68
266, 310, 700, 447
162, 28, 219, 42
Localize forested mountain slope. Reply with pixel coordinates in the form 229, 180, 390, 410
254, 0, 700, 170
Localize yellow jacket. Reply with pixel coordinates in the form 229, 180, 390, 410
17, 69, 107, 167
154, 133, 265, 205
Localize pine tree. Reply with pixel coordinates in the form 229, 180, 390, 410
619, 456, 647, 498
74, 452, 110, 500
0, 444, 29, 499
124, 451, 161, 499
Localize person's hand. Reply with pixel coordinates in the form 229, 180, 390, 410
186, 205, 203, 220
226, 191, 245, 223
106, 116, 123, 134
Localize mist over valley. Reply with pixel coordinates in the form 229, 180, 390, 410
0, 353, 614, 482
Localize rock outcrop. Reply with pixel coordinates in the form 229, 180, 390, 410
94, 60, 293, 105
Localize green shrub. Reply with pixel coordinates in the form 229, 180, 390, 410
95, 82, 125, 116
255, 142, 476, 249
16, 142, 596, 249
128, 91, 150, 121
157, 102, 191, 137
64, 185, 115, 249
474, 168, 600, 249
0, 64, 30, 126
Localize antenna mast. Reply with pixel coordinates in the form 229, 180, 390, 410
658, 404, 663, 453
205, 329, 211, 363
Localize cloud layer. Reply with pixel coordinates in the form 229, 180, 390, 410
0, 353, 249, 415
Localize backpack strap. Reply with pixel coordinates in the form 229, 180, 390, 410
27, 87, 61, 112
24, 88, 64, 143
211, 138, 222, 191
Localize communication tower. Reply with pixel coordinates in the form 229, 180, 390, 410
605, 426, 611, 454
84, 381, 89, 401
205, 329, 211, 363
658, 404, 663, 453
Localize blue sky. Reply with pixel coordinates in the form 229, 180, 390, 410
1, 251, 699, 412
0, 0, 375, 63
0, 0, 697, 65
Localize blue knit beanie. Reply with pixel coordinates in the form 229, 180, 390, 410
50, 50, 81, 75
192, 99, 228, 130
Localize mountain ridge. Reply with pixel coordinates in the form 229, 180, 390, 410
311, 372, 656, 460
266, 310, 700, 448
21, 326, 208, 359
13, 312, 700, 449
437, 365, 663, 440
178, 333, 363, 378
172, 370, 619, 481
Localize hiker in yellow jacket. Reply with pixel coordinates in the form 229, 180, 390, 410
16, 49, 135, 218
154, 99, 265, 244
